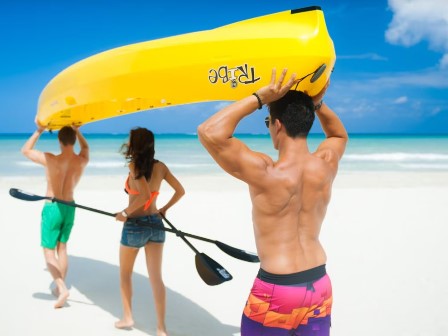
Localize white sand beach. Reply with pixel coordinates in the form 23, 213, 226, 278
1, 171, 448, 335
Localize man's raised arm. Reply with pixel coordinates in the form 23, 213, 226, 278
312, 83, 348, 161
197, 69, 298, 182
21, 122, 47, 165
73, 126, 89, 162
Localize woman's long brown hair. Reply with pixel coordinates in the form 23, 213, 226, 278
121, 127, 156, 180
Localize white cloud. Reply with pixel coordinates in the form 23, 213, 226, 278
430, 107, 442, 116
332, 69, 448, 95
351, 102, 376, 116
386, 0, 448, 66
338, 53, 388, 61
327, 75, 446, 120
376, 69, 448, 89
440, 54, 448, 69
394, 96, 408, 104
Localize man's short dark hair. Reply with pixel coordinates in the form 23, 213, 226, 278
268, 91, 315, 138
58, 126, 76, 146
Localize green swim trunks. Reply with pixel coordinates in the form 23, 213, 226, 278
41, 202, 76, 249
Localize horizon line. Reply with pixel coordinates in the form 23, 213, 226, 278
1, 132, 448, 136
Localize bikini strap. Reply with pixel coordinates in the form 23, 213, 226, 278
143, 191, 160, 211
125, 175, 139, 195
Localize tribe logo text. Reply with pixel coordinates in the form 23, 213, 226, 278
208, 64, 260, 88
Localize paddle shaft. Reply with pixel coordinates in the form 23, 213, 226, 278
9, 188, 257, 262
53, 197, 116, 217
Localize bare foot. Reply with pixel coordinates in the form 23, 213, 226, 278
54, 290, 69, 309
115, 319, 134, 330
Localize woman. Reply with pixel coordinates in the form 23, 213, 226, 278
115, 127, 185, 335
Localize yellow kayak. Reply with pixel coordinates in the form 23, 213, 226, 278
37, 6, 335, 130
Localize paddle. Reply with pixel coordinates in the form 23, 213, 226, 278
156, 213, 233, 286
8, 188, 258, 262
9, 188, 237, 285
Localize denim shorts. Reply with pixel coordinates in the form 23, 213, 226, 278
120, 214, 166, 248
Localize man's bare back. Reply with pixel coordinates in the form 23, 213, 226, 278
44, 150, 87, 201
249, 148, 336, 274
22, 125, 89, 201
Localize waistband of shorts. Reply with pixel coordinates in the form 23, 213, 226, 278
44, 200, 75, 206
257, 264, 326, 285
126, 214, 162, 224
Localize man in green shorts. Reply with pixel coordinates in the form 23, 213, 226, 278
22, 122, 89, 308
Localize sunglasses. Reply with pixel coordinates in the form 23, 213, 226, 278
264, 116, 270, 128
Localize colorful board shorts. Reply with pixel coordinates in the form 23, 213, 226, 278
241, 265, 332, 336
120, 214, 166, 248
41, 201, 76, 249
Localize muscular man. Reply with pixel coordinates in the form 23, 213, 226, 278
198, 69, 348, 335
22, 123, 89, 308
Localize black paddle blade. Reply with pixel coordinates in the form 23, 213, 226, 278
310, 63, 327, 83
215, 241, 260, 263
195, 253, 232, 286
9, 188, 49, 201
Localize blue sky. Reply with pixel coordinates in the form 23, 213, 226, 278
1, 0, 447, 134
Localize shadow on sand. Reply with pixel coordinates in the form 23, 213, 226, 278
48, 256, 238, 336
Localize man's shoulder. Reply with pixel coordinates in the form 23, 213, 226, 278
251, 150, 271, 163
43, 152, 56, 159
75, 153, 89, 162
312, 148, 338, 164
309, 149, 340, 178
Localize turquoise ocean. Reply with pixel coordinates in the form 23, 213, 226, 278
1, 133, 448, 177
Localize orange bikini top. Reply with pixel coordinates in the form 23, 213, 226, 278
125, 176, 159, 211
